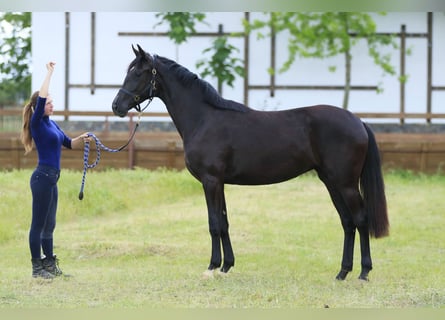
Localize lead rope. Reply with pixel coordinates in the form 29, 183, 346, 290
78, 112, 143, 200
79, 62, 156, 200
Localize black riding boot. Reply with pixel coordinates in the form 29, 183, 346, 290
31, 258, 54, 279
42, 255, 68, 277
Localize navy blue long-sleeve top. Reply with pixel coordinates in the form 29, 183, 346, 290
31, 96, 72, 170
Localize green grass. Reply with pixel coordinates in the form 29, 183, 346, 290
0, 168, 444, 308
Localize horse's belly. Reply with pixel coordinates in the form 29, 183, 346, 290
224, 156, 313, 185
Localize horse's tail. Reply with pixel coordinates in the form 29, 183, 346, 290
360, 123, 389, 238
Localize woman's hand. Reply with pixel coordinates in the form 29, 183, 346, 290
71, 132, 92, 149
81, 133, 92, 143
46, 61, 56, 73
39, 61, 56, 98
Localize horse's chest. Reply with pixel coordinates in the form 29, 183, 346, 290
184, 139, 230, 177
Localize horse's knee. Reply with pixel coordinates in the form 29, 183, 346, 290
209, 227, 221, 238
340, 216, 355, 233
353, 211, 368, 228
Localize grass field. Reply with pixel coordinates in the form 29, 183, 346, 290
0, 168, 444, 308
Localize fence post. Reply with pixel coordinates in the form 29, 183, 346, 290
217, 24, 224, 94
400, 24, 406, 125
11, 137, 20, 169
426, 12, 433, 124
128, 114, 135, 169
243, 12, 250, 106
270, 22, 276, 98
167, 141, 176, 168
64, 12, 70, 122
420, 142, 428, 172
104, 115, 110, 136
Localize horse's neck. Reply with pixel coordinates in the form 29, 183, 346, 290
159, 89, 207, 139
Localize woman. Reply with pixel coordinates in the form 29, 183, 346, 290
21, 62, 89, 278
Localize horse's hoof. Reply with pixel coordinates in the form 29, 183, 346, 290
202, 269, 215, 279
220, 264, 232, 273
335, 270, 349, 280
358, 274, 369, 282
358, 268, 370, 281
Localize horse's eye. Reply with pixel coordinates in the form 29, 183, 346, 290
128, 66, 142, 77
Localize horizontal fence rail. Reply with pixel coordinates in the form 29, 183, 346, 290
1, 109, 445, 174
2, 109, 445, 120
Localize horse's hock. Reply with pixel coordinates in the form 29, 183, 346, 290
1, 130, 444, 173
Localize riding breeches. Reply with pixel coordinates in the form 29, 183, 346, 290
29, 165, 60, 259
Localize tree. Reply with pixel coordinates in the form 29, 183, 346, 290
196, 36, 244, 93
0, 12, 31, 106
154, 12, 244, 94
154, 12, 207, 45
245, 12, 398, 109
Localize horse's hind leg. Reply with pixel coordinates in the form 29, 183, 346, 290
320, 174, 372, 280
337, 217, 356, 280
324, 183, 356, 280
357, 225, 372, 280
336, 186, 373, 280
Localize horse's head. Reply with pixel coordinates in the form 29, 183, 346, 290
112, 44, 157, 117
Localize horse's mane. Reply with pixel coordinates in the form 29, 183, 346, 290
154, 55, 248, 113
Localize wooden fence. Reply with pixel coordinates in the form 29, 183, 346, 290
1, 113, 445, 174
2, 132, 445, 174
377, 134, 445, 173
0, 131, 184, 171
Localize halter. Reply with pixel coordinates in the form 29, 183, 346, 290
118, 54, 158, 113
78, 56, 158, 200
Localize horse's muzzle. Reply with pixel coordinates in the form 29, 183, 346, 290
112, 96, 128, 117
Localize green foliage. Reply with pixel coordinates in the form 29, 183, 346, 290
155, 13, 245, 92
245, 12, 399, 109
247, 12, 397, 75
0, 74, 31, 106
154, 12, 207, 45
196, 36, 245, 88
0, 12, 31, 105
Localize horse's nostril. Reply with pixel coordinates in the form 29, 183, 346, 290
112, 100, 120, 114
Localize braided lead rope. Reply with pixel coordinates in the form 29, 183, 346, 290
78, 133, 123, 200
78, 94, 154, 200
78, 112, 144, 200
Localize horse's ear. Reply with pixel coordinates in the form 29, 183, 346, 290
137, 44, 146, 56
136, 44, 151, 63
132, 44, 139, 57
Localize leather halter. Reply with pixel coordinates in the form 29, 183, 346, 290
118, 55, 157, 113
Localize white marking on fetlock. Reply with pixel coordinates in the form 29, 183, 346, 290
215, 270, 228, 277
202, 269, 215, 279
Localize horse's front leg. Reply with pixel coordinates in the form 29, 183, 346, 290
202, 176, 229, 274
220, 192, 234, 272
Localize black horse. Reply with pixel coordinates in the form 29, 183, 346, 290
112, 45, 389, 281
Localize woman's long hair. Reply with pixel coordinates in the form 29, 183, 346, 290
21, 91, 39, 155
